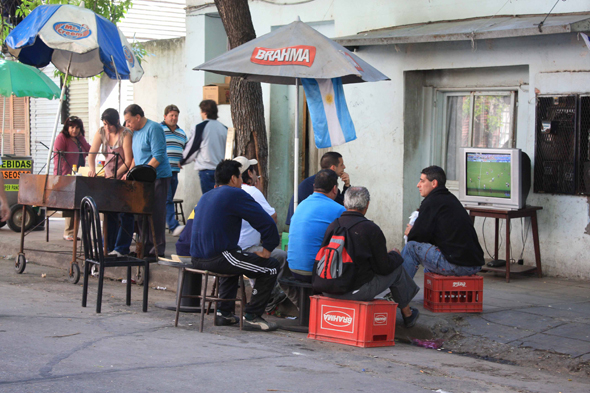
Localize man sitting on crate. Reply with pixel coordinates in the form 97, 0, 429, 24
315, 187, 420, 328
190, 159, 281, 331
402, 166, 484, 279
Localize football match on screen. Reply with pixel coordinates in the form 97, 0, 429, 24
466, 153, 511, 198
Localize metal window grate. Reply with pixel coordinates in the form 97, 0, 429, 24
578, 96, 590, 194
534, 95, 577, 194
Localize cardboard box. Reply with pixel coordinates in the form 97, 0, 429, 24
224, 76, 231, 84
203, 84, 230, 105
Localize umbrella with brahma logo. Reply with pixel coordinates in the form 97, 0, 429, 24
195, 19, 389, 209
5, 3, 144, 173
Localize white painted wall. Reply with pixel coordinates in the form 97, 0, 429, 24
182, 0, 590, 278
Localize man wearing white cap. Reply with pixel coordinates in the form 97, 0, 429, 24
234, 156, 288, 314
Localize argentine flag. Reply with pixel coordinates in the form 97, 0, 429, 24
302, 78, 357, 148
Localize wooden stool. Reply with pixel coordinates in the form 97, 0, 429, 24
175, 267, 246, 332
173, 199, 186, 225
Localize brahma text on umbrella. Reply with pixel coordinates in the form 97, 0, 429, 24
251, 45, 316, 67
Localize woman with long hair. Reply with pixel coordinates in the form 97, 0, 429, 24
53, 116, 91, 241
88, 108, 134, 256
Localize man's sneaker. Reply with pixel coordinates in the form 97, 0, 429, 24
265, 292, 287, 314
108, 250, 124, 257
215, 310, 239, 326
403, 307, 420, 328
171, 225, 185, 237
243, 314, 278, 331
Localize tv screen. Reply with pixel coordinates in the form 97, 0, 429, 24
465, 153, 512, 199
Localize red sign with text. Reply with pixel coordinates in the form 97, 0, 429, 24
251, 45, 316, 67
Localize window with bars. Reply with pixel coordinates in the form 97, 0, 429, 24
534, 95, 590, 195
438, 91, 517, 180
0, 96, 30, 157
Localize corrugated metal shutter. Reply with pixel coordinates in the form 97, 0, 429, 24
67, 79, 89, 130
118, 0, 186, 42
30, 65, 61, 174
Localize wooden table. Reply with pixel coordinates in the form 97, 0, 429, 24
466, 205, 543, 283
16, 174, 155, 283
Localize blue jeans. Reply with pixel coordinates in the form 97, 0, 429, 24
166, 171, 179, 230
402, 241, 481, 279
199, 170, 215, 194
106, 212, 134, 255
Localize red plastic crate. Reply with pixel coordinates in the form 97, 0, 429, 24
307, 295, 397, 348
423, 272, 483, 313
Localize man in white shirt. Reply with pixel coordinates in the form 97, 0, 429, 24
234, 156, 288, 313
180, 100, 227, 194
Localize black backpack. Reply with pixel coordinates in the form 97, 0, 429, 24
312, 217, 365, 294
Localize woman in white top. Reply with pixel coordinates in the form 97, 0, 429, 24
88, 108, 134, 256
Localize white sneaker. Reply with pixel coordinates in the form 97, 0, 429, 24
171, 225, 185, 237
108, 250, 123, 257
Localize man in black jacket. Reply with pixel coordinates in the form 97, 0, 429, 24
321, 187, 420, 328
402, 166, 484, 279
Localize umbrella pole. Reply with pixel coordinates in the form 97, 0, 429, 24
1, 96, 5, 157
44, 55, 72, 175
110, 56, 121, 113
293, 78, 300, 211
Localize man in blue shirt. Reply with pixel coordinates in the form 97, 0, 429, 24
191, 160, 281, 331
124, 104, 172, 258
285, 152, 351, 225
287, 169, 346, 284
161, 104, 187, 237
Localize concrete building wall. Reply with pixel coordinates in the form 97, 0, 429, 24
182, 0, 590, 278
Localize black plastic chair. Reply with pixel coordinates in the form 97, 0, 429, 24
80, 196, 150, 313
278, 276, 314, 332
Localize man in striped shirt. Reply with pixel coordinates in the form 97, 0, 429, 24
161, 104, 188, 237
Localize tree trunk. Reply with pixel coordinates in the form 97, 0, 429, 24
214, 0, 269, 195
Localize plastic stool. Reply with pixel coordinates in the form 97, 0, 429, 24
173, 199, 186, 225
281, 232, 289, 251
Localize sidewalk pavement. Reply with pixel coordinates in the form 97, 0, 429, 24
1, 221, 589, 376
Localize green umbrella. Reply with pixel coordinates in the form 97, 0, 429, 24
0, 58, 60, 156
0, 58, 61, 99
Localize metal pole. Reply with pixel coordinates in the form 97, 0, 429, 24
110, 55, 121, 113
45, 54, 73, 175
1, 96, 5, 157
293, 78, 300, 211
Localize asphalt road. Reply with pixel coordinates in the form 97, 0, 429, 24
0, 261, 588, 393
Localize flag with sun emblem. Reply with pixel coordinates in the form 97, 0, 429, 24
302, 78, 356, 148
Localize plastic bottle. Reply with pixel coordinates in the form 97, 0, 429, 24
72, 164, 78, 174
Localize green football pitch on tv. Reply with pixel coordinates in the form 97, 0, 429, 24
466, 160, 511, 198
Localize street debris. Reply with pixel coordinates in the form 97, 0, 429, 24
41, 273, 46, 278
411, 338, 444, 349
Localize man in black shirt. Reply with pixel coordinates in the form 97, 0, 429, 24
320, 187, 420, 328
402, 166, 484, 278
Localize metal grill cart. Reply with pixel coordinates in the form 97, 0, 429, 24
15, 174, 156, 284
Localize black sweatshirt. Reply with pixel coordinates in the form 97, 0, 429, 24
322, 211, 404, 291
408, 187, 484, 267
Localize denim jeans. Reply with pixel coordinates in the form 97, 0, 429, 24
165, 171, 179, 230
199, 170, 215, 194
402, 241, 481, 279
106, 212, 134, 255
325, 263, 419, 309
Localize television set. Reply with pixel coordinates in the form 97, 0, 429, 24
458, 147, 531, 211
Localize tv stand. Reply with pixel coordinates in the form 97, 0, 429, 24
465, 205, 543, 283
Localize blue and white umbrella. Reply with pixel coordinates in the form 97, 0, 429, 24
5, 4, 143, 82
5, 3, 144, 173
